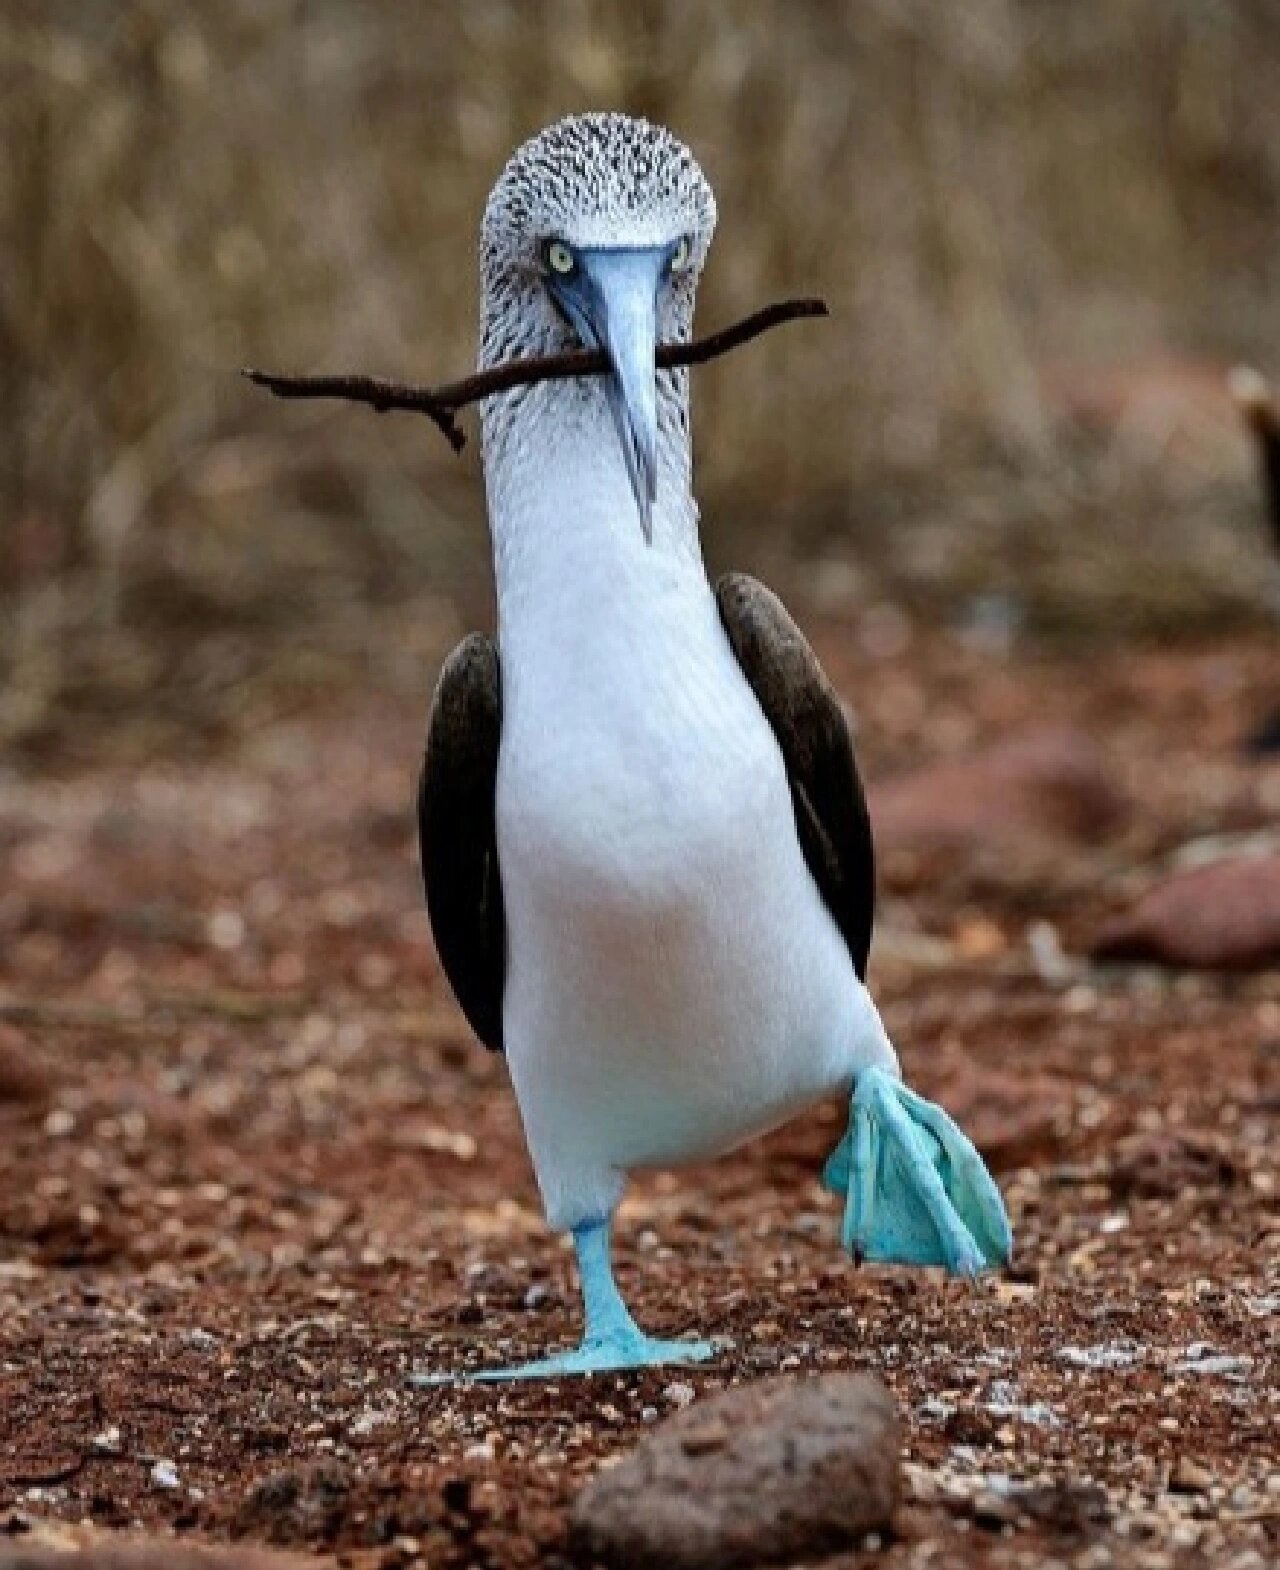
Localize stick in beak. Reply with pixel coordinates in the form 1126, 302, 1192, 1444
549, 247, 664, 543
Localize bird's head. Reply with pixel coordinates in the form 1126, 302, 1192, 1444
479, 113, 717, 541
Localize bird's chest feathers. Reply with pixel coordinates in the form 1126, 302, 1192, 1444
497, 576, 787, 921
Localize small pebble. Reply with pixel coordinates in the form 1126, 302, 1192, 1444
1171, 1348, 1253, 1377
150, 1459, 181, 1489
1170, 1456, 1214, 1493
972, 1489, 1021, 1526
1059, 1342, 1142, 1370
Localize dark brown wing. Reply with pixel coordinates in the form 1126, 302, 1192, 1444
418, 634, 505, 1051
716, 573, 874, 980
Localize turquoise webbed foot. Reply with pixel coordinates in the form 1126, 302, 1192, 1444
441, 1328, 716, 1383
823, 1066, 1012, 1276
410, 1217, 718, 1385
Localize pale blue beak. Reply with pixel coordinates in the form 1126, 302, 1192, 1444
548, 246, 667, 543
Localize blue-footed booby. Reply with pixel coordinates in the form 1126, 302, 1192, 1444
418, 113, 1011, 1380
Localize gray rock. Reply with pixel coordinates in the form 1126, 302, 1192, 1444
571, 1373, 900, 1570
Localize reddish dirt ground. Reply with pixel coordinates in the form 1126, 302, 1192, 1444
0, 627, 1276, 1569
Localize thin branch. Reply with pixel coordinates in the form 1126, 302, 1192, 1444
243, 297, 828, 454
244, 371, 471, 451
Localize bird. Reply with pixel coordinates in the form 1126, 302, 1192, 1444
417, 112, 1011, 1381
1227, 366, 1280, 755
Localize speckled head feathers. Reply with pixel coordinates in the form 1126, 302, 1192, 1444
479, 113, 716, 367
483, 112, 716, 263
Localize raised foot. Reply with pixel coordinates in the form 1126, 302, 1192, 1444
410, 1330, 717, 1386
823, 1066, 1012, 1276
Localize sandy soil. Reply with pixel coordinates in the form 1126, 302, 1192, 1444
0, 628, 1276, 1569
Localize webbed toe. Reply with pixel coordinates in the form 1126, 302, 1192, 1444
825, 1066, 1012, 1275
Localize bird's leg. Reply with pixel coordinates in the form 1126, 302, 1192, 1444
412, 1218, 716, 1384
822, 1067, 1012, 1276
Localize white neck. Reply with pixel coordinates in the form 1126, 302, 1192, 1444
481, 381, 706, 644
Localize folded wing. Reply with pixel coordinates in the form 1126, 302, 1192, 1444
418, 635, 506, 1051
716, 573, 874, 980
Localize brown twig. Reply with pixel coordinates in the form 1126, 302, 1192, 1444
243, 297, 828, 453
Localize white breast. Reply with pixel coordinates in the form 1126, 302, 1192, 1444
495, 549, 896, 1231
482, 405, 896, 1231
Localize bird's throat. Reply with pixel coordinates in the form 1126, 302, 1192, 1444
483, 384, 700, 624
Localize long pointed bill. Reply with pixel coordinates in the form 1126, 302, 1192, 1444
552, 248, 664, 543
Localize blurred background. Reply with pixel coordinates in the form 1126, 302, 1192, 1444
4, 0, 1279, 762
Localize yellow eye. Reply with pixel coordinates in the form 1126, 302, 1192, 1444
670, 236, 693, 275
546, 240, 575, 276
